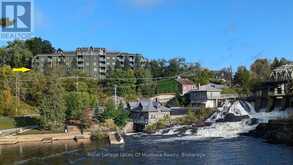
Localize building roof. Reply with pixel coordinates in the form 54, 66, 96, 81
129, 99, 170, 112
198, 83, 224, 91
177, 78, 194, 85
36, 52, 75, 57
187, 83, 224, 93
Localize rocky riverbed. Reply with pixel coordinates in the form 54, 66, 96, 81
247, 119, 293, 145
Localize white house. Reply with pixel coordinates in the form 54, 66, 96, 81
188, 83, 238, 109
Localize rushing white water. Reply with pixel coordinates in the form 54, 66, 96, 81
154, 125, 184, 136
195, 120, 257, 138
153, 101, 290, 142
206, 101, 253, 123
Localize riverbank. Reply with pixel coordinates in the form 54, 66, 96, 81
247, 119, 293, 145
144, 108, 215, 133
0, 132, 91, 145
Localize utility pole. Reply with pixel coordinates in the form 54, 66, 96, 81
12, 67, 31, 115
114, 84, 117, 108
76, 75, 79, 92
15, 73, 18, 114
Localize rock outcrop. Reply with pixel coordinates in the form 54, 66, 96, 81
248, 119, 293, 145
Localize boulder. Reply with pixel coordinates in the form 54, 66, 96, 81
216, 113, 249, 122
247, 119, 293, 145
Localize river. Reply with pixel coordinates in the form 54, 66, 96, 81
1, 101, 293, 165
1, 135, 293, 165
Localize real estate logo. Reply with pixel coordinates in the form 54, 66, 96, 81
0, 0, 33, 40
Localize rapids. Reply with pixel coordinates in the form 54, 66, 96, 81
152, 101, 289, 140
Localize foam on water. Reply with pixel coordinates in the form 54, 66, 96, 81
251, 111, 288, 123
206, 101, 252, 123
195, 120, 257, 138
184, 129, 192, 135
154, 125, 183, 136
152, 101, 290, 142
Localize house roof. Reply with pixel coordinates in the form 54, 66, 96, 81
128, 99, 170, 112
177, 78, 194, 85
187, 83, 224, 93
198, 83, 224, 91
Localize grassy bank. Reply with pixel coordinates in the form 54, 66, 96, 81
157, 79, 178, 94
145, 108, 215, 133
0, 116, 40, 130
0, 116, 15, 129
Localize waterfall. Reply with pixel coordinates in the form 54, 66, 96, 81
152, 100, 289, 142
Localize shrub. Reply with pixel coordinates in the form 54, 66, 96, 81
145, 108, 215, 133
100, 100, 129, 128
144, 116, 171, 133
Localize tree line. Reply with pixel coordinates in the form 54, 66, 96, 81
0, 37, 292, 130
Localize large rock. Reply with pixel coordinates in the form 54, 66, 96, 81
248, 119, 293, 145
216, 113, 249, 122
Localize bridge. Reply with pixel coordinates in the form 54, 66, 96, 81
270, 64, 293, 81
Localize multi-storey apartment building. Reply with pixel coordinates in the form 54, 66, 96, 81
32, 47, 144, 79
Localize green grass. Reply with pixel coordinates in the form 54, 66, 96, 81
0, 116, 16, 129
221, 87, 238, 94
157, 79, 178, 94
0, 116, 40, 130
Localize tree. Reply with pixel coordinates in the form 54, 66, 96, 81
166, 58, 186, 77
5, 41, 33, 68
124, 57, 132, 70
65, 92, 97, 120
25, 37, 55, 56
192, 68, 213, 85
135, 68, 155, 97
134, 56, 143, 69
233, 66, 251, 94
250, 59, 271, 81
38, 77, 66, 130
0, 65, 14, 115
22, 71, 47, 107
100, 100, 129, 127
107, 68, 136, 99
148, 59, 166, 78
0, 48, 7, 66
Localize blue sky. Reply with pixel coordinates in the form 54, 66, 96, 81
4, 0, 293, 70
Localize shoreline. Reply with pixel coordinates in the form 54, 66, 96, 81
0, 132, 91, 145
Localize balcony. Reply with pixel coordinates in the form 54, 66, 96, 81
99, 63, 106, 67
77, 63, 84, 68
129, 56, 134, 61
99, 57, 106, 61
117, 56, 124, 61
99, 68, 106, 73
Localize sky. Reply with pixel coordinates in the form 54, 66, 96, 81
3, 0, 293, 70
